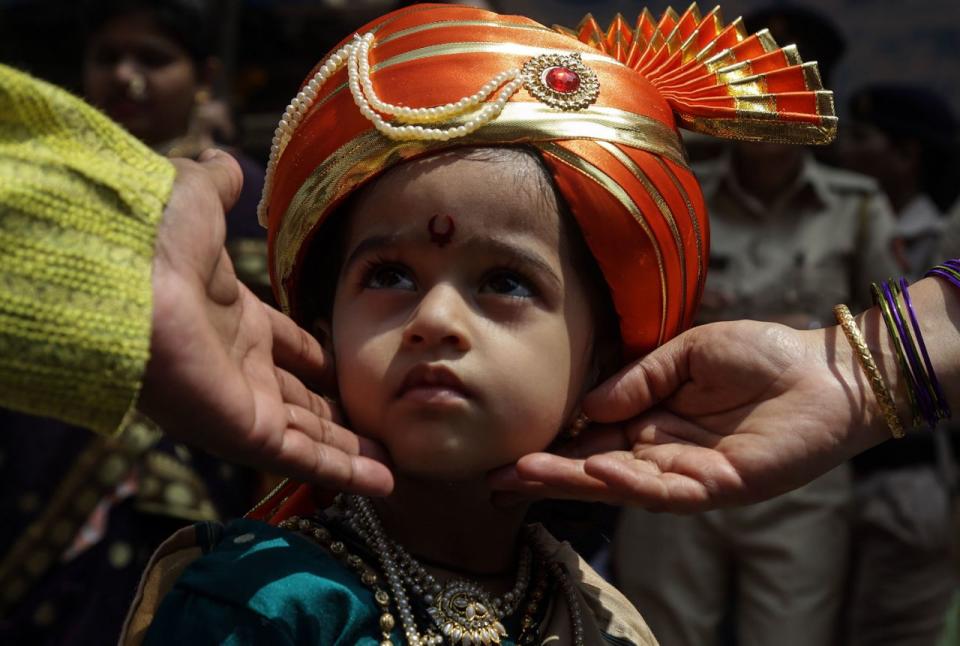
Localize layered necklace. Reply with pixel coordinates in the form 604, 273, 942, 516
279, 495, 585, 646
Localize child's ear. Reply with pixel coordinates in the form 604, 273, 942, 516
310, 317, 334, 354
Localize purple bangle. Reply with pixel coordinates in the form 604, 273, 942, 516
925, 259, 960, 290
900, 277, 952, 423
943, 258, 960, 277
883, 281, 936, 427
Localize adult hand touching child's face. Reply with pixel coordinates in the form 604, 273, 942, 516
138, 150, 394, 495
489, 319, 892, 512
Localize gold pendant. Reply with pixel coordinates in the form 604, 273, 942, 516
427, 580, 508, 646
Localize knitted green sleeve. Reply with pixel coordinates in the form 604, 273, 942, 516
0, 64, 175, 435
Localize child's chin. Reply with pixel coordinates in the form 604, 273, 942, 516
389, 446, 498, 482
394, 458, 489, 482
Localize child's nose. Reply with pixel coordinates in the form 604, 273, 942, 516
402, 284, 471, 352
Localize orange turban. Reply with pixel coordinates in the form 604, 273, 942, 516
260, 3, 836, 359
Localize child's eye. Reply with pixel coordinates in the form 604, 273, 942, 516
480, 271, 535, 298
363, 263, 416, 291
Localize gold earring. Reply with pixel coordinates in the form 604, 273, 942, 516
565, 409, 590, 439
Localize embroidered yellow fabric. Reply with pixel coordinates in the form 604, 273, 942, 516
0, 64, 175, 435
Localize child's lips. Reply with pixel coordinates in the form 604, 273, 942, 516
397, 364, 473, 403
399, 386, 470, 405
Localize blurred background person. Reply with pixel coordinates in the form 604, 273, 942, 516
612, 7, 899, 646
82, 0, 270, 296
0, 3, 263, 645
837, 84, 960, 646
82, 0, 220, 154
841, 84, 960, 280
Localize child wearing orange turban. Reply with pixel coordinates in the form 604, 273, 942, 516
123, 4, 835, 645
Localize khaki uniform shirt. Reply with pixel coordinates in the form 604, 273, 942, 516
695, 154, 900, 327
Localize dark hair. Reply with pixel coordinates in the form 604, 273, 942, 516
81, 0, 218, 65
296, 146, 621, 366
850, 84, 960, 211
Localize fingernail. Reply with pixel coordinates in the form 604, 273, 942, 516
197, 148, 220, 162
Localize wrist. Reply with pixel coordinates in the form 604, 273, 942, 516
853, 275, 960, 436
912, 276, 960, 414
807, 314, 897, 454
827, 275, 960, 444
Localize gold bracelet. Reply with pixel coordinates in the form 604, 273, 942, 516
833, 304, 904, 439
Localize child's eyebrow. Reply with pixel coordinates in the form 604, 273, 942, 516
474, 237, 563, 290
341, 233, 403, 271
342, 232, 563, 289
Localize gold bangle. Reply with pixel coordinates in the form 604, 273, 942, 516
833, 304, 905, 439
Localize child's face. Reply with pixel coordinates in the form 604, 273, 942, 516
330, 150, 597, 480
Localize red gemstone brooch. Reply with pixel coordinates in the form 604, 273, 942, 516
521, 52, 600, 111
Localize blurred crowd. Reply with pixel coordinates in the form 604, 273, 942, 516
1, 1, 958, 645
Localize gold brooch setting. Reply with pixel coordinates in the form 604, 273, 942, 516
522, 52, 600, 111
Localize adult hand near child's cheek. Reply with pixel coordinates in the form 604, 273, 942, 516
490, 320, 887, 512
138, 150, 394, 496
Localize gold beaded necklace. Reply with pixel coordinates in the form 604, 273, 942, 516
278, 496, 584, 646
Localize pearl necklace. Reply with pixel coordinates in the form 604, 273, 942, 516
342, 495, 531, 646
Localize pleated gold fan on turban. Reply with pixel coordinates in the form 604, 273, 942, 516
259, 3, 837, 359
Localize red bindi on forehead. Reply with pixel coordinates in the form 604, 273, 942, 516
427, 214, 455, 248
